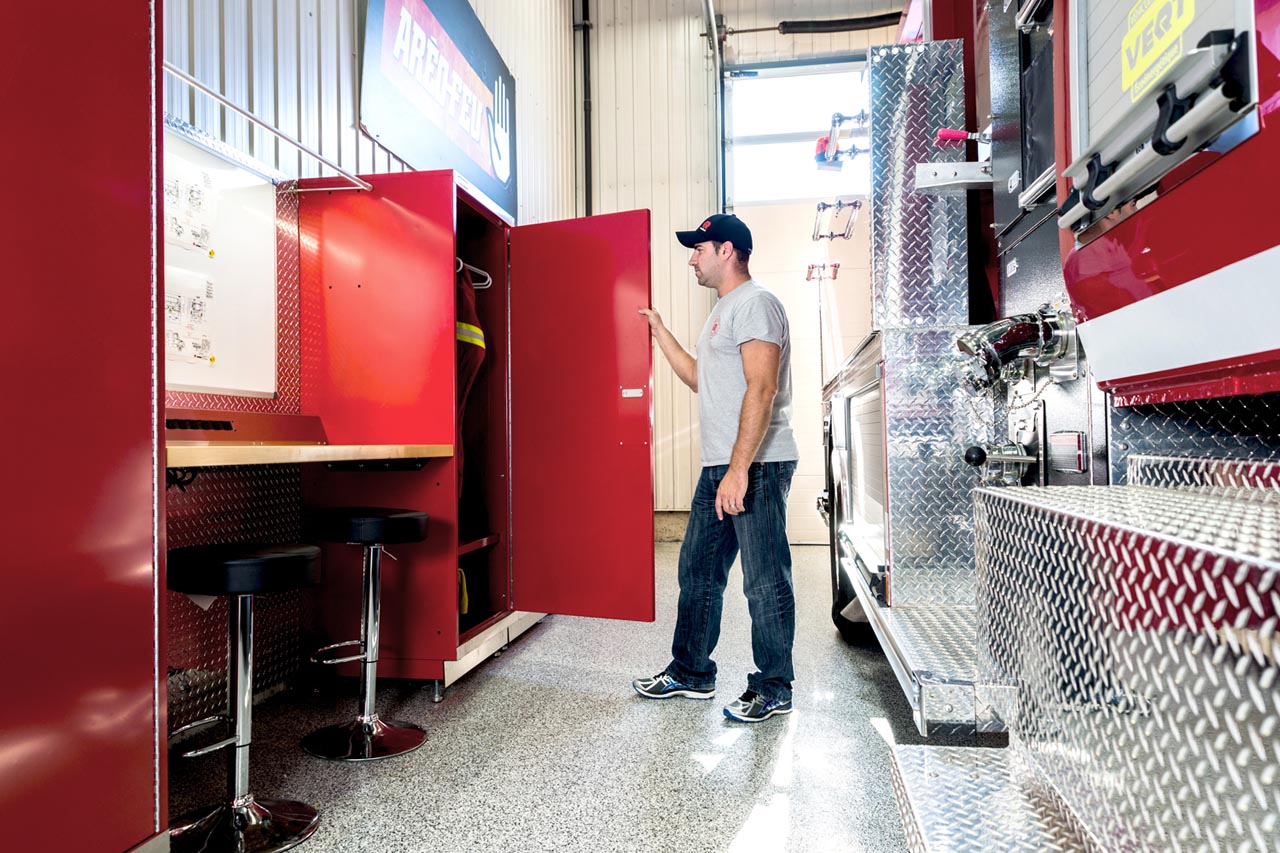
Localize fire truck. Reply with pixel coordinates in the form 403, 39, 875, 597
819, 1, 1279, 848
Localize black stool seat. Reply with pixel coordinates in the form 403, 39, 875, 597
168, 543, 321, 596
310, 507, 428, 545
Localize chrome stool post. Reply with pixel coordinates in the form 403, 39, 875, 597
303, 507, 429, 761
167, 543, 322, 853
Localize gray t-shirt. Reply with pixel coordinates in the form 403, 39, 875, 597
695, 280, 799, 467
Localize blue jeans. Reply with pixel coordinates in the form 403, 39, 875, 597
666, 460, 798, 702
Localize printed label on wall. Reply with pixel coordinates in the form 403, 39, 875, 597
1122, 0, 1195, 102
361, 0, 517, 220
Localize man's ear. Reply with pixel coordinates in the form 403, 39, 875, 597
720, 241, 735, 259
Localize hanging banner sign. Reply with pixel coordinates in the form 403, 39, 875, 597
360, 0, 517, 220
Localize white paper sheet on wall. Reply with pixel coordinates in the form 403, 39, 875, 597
164, 160, 221, 253
165, 265, 216, 366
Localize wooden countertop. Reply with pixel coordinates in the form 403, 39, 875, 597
163, 408, 452, 468
166, 442, 453, 468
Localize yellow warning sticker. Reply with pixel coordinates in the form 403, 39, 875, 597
1122, 0, 1195, 102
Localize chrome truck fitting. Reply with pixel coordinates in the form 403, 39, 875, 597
963, 443, 1036, 486
956, 304, 1075, 394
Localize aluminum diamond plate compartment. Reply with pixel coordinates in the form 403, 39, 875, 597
883, 328, 992, 606
870, 40, 969, 330
1110, 393, 1280, 484
1128, 454, 1280, 493
975, 485, 1280, 853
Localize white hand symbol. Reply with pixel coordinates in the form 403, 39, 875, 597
487, 76, 512, 185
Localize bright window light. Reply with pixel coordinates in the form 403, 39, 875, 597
732, 142, 870, 202
728, 67, 871, 204
731, 71, 869, 137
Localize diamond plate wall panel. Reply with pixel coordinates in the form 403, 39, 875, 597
975, 485, 1280, 853
883, 329, 993, 605
1110, 393, 1280, 485
870, 41, 969, 330
166, 465, 310, 731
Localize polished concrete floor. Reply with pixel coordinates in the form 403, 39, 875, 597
171, 544, 991, 852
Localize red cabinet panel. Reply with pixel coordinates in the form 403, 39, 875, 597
1, 4, 161, 850
509, 211, 655, 621
299, 170, 457, 446
299, 171, 463, 666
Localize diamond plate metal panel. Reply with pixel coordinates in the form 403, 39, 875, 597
873, 605, 981, 733
1110, 393, 1280, 484
975, 485, 1280, 853
883, 329, 993, 605
890, 746, 1102, 853
1128, 455, 1280, 492
870, 41, 969, 330
882, 605, 977, 686
165, 465, 310, 731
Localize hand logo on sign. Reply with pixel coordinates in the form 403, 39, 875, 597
487, 77, 512, 185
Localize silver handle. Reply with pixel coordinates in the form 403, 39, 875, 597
1060, 85, 1236, 230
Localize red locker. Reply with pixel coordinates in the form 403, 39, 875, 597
2, 3, 165, 852
299, 171, 654, 682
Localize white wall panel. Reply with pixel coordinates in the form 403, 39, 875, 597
470, 0, 577, 222
163, 0, 574, 221
590, 1, 899, 513
589, 0, 719, 512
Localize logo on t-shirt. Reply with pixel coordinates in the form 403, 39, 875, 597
710, 317, 720, 338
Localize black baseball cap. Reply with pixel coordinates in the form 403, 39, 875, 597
676, 213, 753, 254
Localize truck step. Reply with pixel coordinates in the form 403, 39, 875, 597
890, 745, 1101, 853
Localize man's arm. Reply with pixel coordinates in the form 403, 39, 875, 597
716, 339, 780, 518
639, 308, 697, 392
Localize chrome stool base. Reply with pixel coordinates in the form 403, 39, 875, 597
302, 715, 426, 761
170, 797, 320, 853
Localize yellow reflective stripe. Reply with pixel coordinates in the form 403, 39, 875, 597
455, 322, 485, 349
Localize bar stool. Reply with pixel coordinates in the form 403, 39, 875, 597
304, 507, 429, 761
167, 543, 322, 853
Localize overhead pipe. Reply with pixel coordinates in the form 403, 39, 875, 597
703, 0, 722, 78
703, 0, 725, 210
779, 13, 903, 34
577, 1, 593, 215
718, 13, 903, 38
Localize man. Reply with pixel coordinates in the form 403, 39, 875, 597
634, 213, 800, 723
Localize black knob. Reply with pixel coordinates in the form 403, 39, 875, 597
964, 446, 987, 467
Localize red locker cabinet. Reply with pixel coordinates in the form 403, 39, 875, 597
299, 171, 654, 686
2, 3, 165, 852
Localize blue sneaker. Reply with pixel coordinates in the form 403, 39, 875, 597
723, 689, 792, 722
632, 671, 715, 700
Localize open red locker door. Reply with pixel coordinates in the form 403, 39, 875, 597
509, 209, 655, 621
